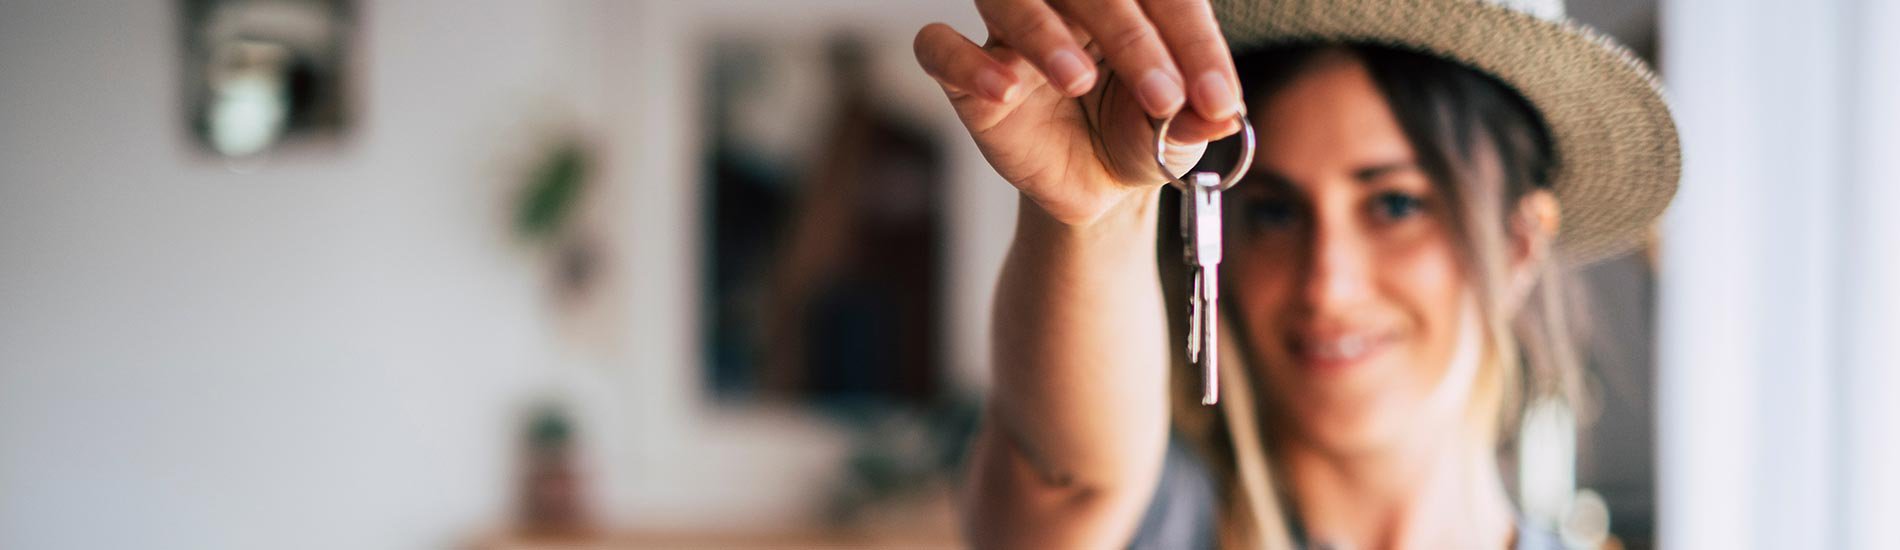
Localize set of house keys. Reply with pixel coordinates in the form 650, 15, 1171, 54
1152, 112, 1254, 405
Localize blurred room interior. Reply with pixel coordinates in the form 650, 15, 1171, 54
1, 0, 1894, 549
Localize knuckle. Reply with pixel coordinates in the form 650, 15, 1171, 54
1171, 35, 1230, 73
915, 30, 970, 84
913, 25, 935, 52
1009, 10, 1069, 46
1174, 32, 1225, 57
1098, 23, 1159, 60
913, 24, 954, 63
1144, 0, 1205, 15
913, 29, 939, 65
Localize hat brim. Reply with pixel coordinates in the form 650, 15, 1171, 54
1215, 0, 1680, 265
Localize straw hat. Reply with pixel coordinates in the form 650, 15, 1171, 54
1213, 0, 1680, 265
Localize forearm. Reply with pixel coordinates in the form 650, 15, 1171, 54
964, 189, 1173, 545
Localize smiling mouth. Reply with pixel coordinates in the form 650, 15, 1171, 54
1287, 331, 1397, 371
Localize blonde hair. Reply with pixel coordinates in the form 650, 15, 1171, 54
1158, 42, 1586, 549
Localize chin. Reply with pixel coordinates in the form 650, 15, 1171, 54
1261, 352, 1426, 456
1279, 394, 1414, 456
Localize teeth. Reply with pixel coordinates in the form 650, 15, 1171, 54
1311, 335, 1372, 361
1340, 335, 1364, 358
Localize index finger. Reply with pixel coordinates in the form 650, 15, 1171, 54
1139, 0, 1241, 121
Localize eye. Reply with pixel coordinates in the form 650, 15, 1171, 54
1371, 191, 1425, 221
1242, 196, 1300, 230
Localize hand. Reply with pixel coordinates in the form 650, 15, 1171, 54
914, 0, 1244, 227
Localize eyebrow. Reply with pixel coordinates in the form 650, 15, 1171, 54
1243, 161, 1421, 193
1351, 161, 1420, 182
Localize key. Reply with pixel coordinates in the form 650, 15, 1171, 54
1181, 172, 1222, 405
1153, 111, 1253, 406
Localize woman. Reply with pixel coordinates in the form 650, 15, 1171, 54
912, 0, 1678, 548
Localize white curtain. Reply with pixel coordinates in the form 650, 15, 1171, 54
1658, 0, 1900, 548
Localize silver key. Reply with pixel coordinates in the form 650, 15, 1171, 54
1181, 172, 1222, 405
1153, 112, 1254, 406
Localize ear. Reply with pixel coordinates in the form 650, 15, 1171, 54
1506, 190, 1561, 311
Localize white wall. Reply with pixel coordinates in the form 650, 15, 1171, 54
0, 1, 1017, 549
0, 1, 612, 548
1658, 0, 1900, 547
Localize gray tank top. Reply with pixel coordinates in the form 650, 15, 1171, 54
1128, 436, 1565, 550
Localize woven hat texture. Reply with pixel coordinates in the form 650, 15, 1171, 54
1213, 0, 1680, 265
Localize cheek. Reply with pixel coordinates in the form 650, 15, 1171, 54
1223, 223, 1307, 323
1377, 231, 1470, 389
1226, 240, 1295, 333
1383, 237, 1464, 324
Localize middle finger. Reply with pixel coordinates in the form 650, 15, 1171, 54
1052, 0, 1186, 118
1139, 0, 1242, 121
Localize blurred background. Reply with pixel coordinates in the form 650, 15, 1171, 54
0, 0, 1892, 549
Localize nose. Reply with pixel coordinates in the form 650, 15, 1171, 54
1300, 212, 1373, 314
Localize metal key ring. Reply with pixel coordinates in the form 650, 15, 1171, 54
1152, 112, 1256, 192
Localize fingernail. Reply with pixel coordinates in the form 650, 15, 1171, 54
1193, 72, 1240, 119
1046, 50, 1093, 95
976, 68, 1012, 101
1137, 69, 1184, 116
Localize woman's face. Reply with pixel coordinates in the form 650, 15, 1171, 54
1227, 52, 1481, 456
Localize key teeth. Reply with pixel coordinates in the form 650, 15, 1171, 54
1186, 269, 1202, 361
1202, 355, 1218, 406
